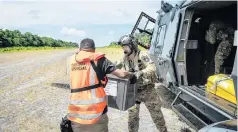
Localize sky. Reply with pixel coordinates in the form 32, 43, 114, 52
0, 0, 162, 47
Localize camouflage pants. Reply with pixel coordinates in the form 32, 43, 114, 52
128, 84, 167, 132
214, 40, 232, 74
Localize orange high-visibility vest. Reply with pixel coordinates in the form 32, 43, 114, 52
67, 51, 107, 124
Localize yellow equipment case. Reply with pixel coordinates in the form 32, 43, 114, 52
206, 74, 237, 115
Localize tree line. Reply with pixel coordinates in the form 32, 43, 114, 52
0, 29, 78, 48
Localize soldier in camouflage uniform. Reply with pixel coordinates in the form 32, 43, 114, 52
117, 35, 167, 132
205, 20, 235, 74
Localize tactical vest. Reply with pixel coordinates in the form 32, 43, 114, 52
123, 50, 156, 86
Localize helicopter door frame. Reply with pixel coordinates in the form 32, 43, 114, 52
131, 12, 156, 36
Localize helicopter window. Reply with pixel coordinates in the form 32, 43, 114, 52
154, 25, 167, 54
138, 17, 148, 30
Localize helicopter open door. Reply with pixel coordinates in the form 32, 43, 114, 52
131, 12, 156, 49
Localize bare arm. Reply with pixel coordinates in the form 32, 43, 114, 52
115, 60, 123, 69
111, 69, 134, 79
98, 57, 134, 79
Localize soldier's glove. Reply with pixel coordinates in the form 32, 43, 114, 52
134, 71, 143, 79
129, 74, 137, 84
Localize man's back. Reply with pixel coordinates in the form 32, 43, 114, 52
64, 38, 136, 132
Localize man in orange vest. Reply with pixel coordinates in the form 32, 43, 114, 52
67, 38, 136, 132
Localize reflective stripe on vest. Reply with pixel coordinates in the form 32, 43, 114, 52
90, 64, 97, 99
68, 51, 107, 124
69, 97, 106, 105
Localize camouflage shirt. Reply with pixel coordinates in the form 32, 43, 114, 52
205, 20, 235, 44
116, 50, 157, 87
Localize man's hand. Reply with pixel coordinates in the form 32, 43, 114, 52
111, 69, 135, 79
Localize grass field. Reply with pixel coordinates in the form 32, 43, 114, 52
0, 46, 146, 63
96, 46, 146, 62
96, 47, 124, 62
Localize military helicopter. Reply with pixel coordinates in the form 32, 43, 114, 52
128, 0, 237, 131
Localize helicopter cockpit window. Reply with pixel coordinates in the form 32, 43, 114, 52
154, 25, 167, 54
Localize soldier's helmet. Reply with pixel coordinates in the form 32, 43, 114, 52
118, 34, 138, 50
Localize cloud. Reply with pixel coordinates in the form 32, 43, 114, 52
28, 9, 41, 19
0, 1, 160, 27
60, 27, 86, 37
0, 1, 160, 47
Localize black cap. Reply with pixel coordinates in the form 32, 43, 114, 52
80, 38, 95, 49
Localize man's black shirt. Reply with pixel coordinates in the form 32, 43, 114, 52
96, 57, 117, 76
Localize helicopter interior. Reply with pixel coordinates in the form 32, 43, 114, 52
185, 2, 237, 86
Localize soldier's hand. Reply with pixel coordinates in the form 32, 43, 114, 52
129, 75, 137, 84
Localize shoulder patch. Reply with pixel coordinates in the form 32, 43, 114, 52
139, 52, 154, 64
141, 55, 150, 62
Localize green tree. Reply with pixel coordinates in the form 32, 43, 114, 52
109, 42, 118, 46
24, 32, 33, 46
12, 38, 21, 46
0, 28, 78, 48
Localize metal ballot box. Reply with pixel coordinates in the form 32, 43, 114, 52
105, 74, 137, 111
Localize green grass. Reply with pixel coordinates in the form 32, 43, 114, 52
96, 47, 123, 62
103, 45, 121, 48
96, 45, 147, 62
0, 46, 76, 53
0, 45, 146, 53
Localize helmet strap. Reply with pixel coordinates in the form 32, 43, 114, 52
127, 44, 134, 57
